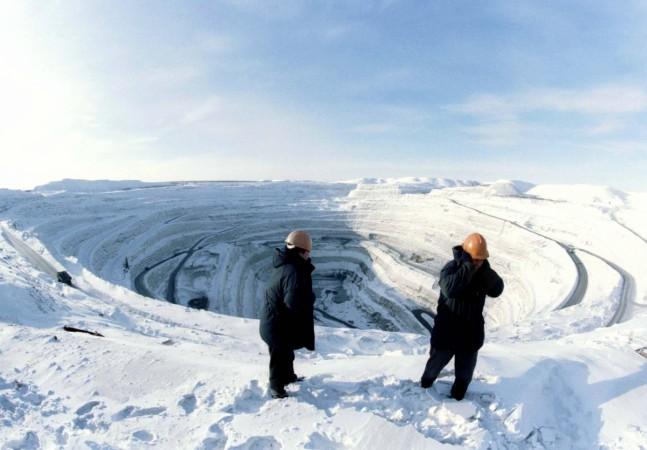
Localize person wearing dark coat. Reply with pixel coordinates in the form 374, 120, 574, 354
420, 232, 504, 400
259, 230, 315, 399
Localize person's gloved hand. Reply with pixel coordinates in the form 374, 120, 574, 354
460, 250, 479, 274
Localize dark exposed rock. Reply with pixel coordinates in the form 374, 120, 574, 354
188, 296, 209, 310
63, 326, 104, 337
56, 271, 73, 286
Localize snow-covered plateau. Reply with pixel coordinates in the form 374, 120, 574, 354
0, 178, 646, 449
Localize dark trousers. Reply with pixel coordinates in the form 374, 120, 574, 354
420, 347, 478, 400
268, 346, 295, 390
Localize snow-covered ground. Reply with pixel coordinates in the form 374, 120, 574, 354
0, 179, 646, 449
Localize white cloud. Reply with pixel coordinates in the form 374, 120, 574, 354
180, 96, 226, 125
450, 84, 647, 148
533, 86, 647, 114
587, 119, 626, 136
0, 3, 103, 189
0, 1, 343, 190
584, 140, 647, 156
462, 120, 530, 147
453, 85, 647, 117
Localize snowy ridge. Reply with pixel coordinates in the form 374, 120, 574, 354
3, 178, 644, 336
348, 177, 479, 197
33, 179, 176, 194
2, 179, 588, 335
527, 184, 627, 209
483, 180, 536, 198
1, 180, 647, 448
1, 223, 647, 448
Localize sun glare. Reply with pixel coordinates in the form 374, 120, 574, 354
0, 3, 94, 189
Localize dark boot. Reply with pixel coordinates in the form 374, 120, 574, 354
450, 380, 468, 400
269, 386, 288, 399
285, 374, 305, 385
420, 376, 435, 389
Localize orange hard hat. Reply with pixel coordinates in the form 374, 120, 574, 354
462, 233, 489, 260
285, 230, 312, 252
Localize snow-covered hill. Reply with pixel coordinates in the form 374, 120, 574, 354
1, 179, 646, 449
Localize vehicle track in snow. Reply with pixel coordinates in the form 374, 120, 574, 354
314, 307, 358, 328
410, 309, 435, 334
577, 249, 633, 325
7, 182, 623, 336
447, 199, 588, 309
133, 249, 190, 300
129, 213, 435, 333
165, 236, 210, 304
608, 214, 645, 314
611, 214, 647, 246
1, 228, 60, 278
559, 247, 588, 309
448, 199, 632, 324
133, 222, 366, 328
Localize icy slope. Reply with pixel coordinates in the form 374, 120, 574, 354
1, 179, 647, 448
341, 180, 645, 339
0, 178, 614, 337
1, 220, 647, 449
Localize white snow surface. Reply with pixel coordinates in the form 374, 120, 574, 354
33, 179, 175, 194
0, 179, 646, 449
483, 180, 535, 198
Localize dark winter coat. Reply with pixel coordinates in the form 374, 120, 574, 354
259, 248, 316, 351
431, 246, 504, 352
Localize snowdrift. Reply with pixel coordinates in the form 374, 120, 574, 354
1, 180, 646, 449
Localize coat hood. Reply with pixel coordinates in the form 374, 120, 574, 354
452, 245, 465, 260
273, 247, 315, 272
452, 245, 490, 271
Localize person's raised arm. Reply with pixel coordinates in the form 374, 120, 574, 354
439, 255, 477, 299
486, 269, 504, 298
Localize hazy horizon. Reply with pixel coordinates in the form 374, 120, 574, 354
2, 1, 647, 191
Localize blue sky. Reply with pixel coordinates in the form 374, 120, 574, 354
2, 0, 647, 190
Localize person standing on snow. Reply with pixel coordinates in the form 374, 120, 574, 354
260, 230, 316, 399
420, 232, 504, 400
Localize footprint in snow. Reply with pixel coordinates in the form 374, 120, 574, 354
209, 414, 233, 431
472, 392, 497, 408
2, 431, 40, 450
198, 429, 226, 450
0, 377, 46, 411
132, 430, 155, 442
197, 416, 231, 450
73, 400, 108, 431
83, 441, 122, 450
75, 400, 101, 416
297, 375, 501, 444
303, 432, 345, 449
221, 380, 266, 414
112, 405, 167, 421
228, 436, 282, 450
198, 436, 227, 450
178, 393, 197, 415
